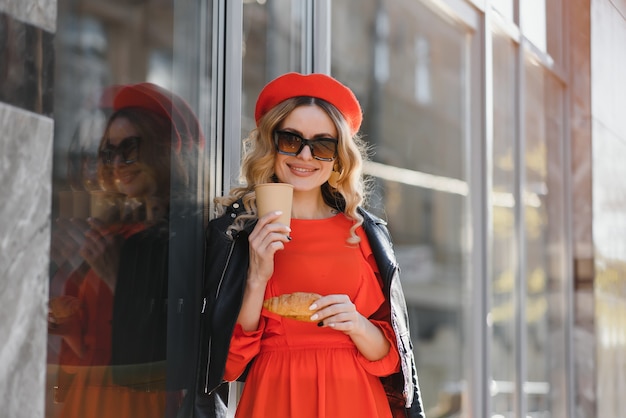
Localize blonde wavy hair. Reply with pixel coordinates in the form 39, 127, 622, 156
215, 97, 370, 243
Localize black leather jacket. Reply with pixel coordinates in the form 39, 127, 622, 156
195, 202, 425, 417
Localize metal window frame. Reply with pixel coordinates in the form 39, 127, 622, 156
221, 0, 243, 194
513, 3, 528, 417
561, 0, 575, 414
471, 4, 491, 418
312, 0, 331, 74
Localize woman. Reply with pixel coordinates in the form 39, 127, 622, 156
199, 73, 424, 417
49, 82, 202, 418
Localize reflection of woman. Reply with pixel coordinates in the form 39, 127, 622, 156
49, 83, 201, 418
199, 73, 424, 417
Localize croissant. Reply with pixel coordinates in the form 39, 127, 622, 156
263, 292, 322, 322
49, 295, 82, 324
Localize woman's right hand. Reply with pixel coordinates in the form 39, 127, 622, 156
246, 211, 291, 285
79, 218, 125, 291
236, 211, 291, 332
48, 309, 85, 358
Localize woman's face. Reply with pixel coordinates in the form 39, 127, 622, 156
273, 105, 337, 193
102, 116, 158, 198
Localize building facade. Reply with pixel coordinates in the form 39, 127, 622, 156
1, 0, 625, 417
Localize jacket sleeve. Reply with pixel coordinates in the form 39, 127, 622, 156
359, 208, 425, 417
223, 318, 266, 381
197, 210, 252, 396
356, 318, 401, 377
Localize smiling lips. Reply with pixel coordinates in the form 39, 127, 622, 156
288, 163, 318, 175
115, 168, 139, 185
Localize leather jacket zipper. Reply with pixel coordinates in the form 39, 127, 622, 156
203, 238, 237, 394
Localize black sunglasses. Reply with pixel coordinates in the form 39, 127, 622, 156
99, 136, 141, 166
273, 130, 338, 162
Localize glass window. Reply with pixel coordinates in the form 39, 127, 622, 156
492, 0, 514, 22
241, 0, 306, 137
490, 25, 518, 416
523, 52, 568, 417
490, 22, 569, 418
47, 1, 212, 417
520, 0, 564, 66
332, 0, 475, 414
520, 0, 547, 51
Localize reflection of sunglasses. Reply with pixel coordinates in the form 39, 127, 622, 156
274, 130, 338, 162
99, 136, 141, 166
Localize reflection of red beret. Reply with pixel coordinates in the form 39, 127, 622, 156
255, 72, 362, 136
112, 82, 205, 151
98, 84, 123, 109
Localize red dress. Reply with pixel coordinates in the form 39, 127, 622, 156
224, 214, 400, 418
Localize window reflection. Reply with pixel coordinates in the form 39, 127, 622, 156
49, 1, 210, 417
48, 83, 204, 418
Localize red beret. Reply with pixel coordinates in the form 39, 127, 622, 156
254, 72, 362, 136
112, 82, 205, 151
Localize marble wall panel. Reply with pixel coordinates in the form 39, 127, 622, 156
0, 0, 56, 33
0, 102, 53, 418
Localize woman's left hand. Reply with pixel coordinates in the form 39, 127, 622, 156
309, 294, 367, 336
310, 294, 391, 361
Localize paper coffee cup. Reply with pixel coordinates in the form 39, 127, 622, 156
58, 191, 73, 219
254, 183, 294, 226
72, 191, 91, 219
90, 191, 122, 222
